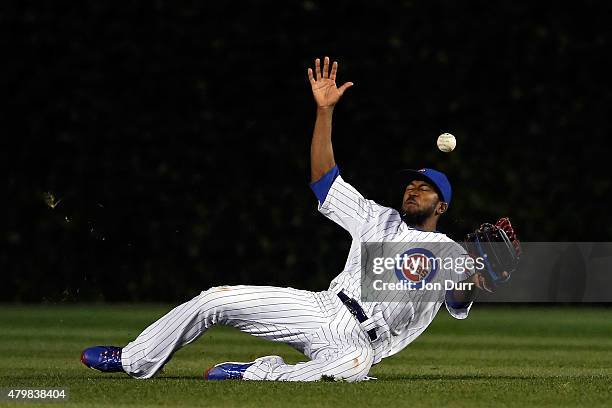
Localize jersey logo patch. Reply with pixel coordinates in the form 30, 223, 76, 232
394, 248, 438, 289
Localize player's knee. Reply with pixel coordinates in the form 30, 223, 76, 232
195, 286, 236, 319
349, 353, 374, 382
323, 350, 373, 382
198, 285, 234, 302
205, 285, 234, 294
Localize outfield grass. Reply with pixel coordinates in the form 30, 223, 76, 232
0, 304, 611, 407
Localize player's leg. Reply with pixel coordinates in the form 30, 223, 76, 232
119, 285, 330, 379
241, 344, 374, 382
204, 299, 379, 382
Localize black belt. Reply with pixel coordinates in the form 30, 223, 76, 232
337, 290, 378, 341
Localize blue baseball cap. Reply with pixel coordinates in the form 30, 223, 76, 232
398, 168, 452, 206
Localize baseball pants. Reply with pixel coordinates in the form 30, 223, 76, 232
121, 285, 384, 381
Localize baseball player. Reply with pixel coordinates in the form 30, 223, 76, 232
80, 56, 498, 382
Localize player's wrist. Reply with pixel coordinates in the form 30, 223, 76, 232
316, 106, 335, 114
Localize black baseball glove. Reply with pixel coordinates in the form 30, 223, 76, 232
464, 217, 521, 293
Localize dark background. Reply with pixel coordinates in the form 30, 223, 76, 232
3, 0, 611, 302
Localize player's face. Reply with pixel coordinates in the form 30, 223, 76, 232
401, 180, 440, 218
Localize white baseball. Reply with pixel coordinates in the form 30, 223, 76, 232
437, 133, 456, 152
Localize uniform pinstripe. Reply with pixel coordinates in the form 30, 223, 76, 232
318, 175, 474, 357
120, 175, 473, 381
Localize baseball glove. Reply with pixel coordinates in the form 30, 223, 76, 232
464, 217, 521, 292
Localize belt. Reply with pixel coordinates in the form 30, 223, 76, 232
337, 290, 378, 341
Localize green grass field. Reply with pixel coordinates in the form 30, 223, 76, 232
1, 305, 611, 407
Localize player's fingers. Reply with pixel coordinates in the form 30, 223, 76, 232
307, 68, 315, 84
473, 273, 485, 290
330, 61, 338, 81
323, 56, 330, 78
315, 58, 321, 80
338, 81, 354, 96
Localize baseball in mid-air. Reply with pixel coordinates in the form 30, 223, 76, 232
437, 133, 456, 152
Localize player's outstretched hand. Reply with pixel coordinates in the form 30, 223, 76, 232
307, 56, 353, 109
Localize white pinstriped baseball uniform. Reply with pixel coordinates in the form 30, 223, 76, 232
120, 167, 474, 381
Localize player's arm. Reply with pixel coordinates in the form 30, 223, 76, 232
447, 273, 480, 304
444, 248, 480, 319
446, 270, 510, 319
307, 57, 381, 238
307, 56, 353, 183
445, 275, 477, 319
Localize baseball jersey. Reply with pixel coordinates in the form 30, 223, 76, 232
311, 166, 475, 358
